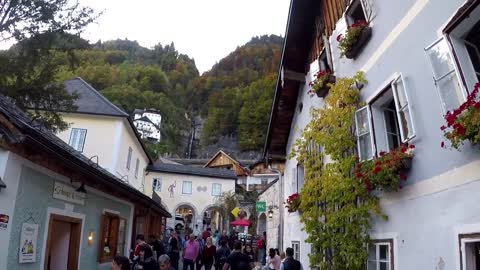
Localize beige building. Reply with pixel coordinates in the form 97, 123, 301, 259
55, 78, 152, 191
257, 179, 281, 250
144, 163, 237, 232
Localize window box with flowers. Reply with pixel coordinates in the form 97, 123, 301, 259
337, 20, 372, 59
308, 70, 336, 98
285, 193, 301, 213
354, 144, 415, 193
441, 83, 480, 149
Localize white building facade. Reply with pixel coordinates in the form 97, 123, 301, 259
265, 0, 480, 269
133, 109, 162, 143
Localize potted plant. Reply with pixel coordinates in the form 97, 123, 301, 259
354, 144, 415, 192
337, 20, 372, 59
308, 70, 336, 98
285, 193, 301, 213
441, 83, 480, 149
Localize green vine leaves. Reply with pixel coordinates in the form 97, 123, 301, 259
289, 72, 384, 269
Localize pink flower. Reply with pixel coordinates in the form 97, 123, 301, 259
441, 141, 445, 148
336, 34, 343, 42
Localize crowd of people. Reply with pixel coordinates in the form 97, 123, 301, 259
110, 227, 303, 270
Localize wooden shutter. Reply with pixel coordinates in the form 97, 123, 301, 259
97, 214, 108, 262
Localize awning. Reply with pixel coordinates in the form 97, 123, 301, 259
230, 219, 251, 227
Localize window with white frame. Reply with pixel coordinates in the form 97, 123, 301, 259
134, 158, 140, 178
356, 75, 415, 160
292, 241, 300, 261
68, 128, 87, 152
182, 181, 192, 194
425, 38, 465, 113
126, 147, 132, 170
212, 183, 222, 196
345, 0, 370, 26
152, 178, 162, 192
367, 240, 393, 270
459, 233, 480, 270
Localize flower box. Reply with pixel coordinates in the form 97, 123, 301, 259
285, 193, 300, 213
441, 83, 480, 149
354, 144, 415, 193
344, 26, 372, 59
309, 71, 336, 98
315, 75, 336, 98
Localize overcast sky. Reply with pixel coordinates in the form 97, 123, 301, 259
72, 0, 291, 73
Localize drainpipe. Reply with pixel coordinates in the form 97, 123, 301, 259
269, 167, 283, 251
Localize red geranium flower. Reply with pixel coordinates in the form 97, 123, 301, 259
336, 34, 343, 42
373, 166, 381, 174
441, 141, 445, 148
379, 151, 386, 157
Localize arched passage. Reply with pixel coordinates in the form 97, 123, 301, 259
201, 204, 224, 232
257, 213, 267, 236
173, 202, 198, 234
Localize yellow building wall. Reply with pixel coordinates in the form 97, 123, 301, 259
56, 113, 149, 191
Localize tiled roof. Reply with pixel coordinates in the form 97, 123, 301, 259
0, 95, 170, 217
64, 78, 128, 117
147, 163, 237, 179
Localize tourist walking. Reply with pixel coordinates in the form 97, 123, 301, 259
133, 243, 158, 270
215, 240, 231, 270
183, 234, 200, 270
279, 248, 302, 270
169, 231, 180, 270
195, 236, 205, 270
193, 224, 201, 237
134, 234, 146, 259
264, 249, 281, 270
243, 244, 255, 263
111, 255, 131, 270
203, 227, 212, 241
159, 254, 176, 270
256, 233, 266, 265
203, 237, 217, 270
222, 241, 252, 270
149, 234, 165, 260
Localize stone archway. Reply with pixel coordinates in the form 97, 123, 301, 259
173, 202, 199, 234
200, 204, 224, 233
257, 213, 267, 236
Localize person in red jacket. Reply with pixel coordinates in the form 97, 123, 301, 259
202, 228, 212, 241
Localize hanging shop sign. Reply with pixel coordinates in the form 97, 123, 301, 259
19, 223, 39, 263
53, 181, 85, 205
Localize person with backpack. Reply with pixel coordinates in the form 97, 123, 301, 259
222, 241, 252, 270
215, 239, 231, 270
279, 248, 302, 270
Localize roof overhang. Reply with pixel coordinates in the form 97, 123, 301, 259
263, 0, 321, 159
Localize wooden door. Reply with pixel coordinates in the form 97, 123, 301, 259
44, 214, 82, 270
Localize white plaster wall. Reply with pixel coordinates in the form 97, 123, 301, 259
280, 1, 480, 268
144, 172, 236, 224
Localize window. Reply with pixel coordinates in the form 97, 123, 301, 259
68, 128, 87, 152
152, 178, 162, 192
297, 164, 305, 193
134, 158, 140, 178
212, 183, 222, 196
425, 38, 464, 112
367, 240, 393, 270
182, 181, 192, 194
459, 234, 480, 270
126, 147, 132, 170
319, 49, 332, 72
98, 213, 127, 262
292, 241, 300, 261
345, 0, 369, 26
356, 75, 415, 160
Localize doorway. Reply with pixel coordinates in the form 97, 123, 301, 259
44, 214, 82, 270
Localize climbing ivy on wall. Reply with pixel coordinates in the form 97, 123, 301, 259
290, 72, 384, 269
